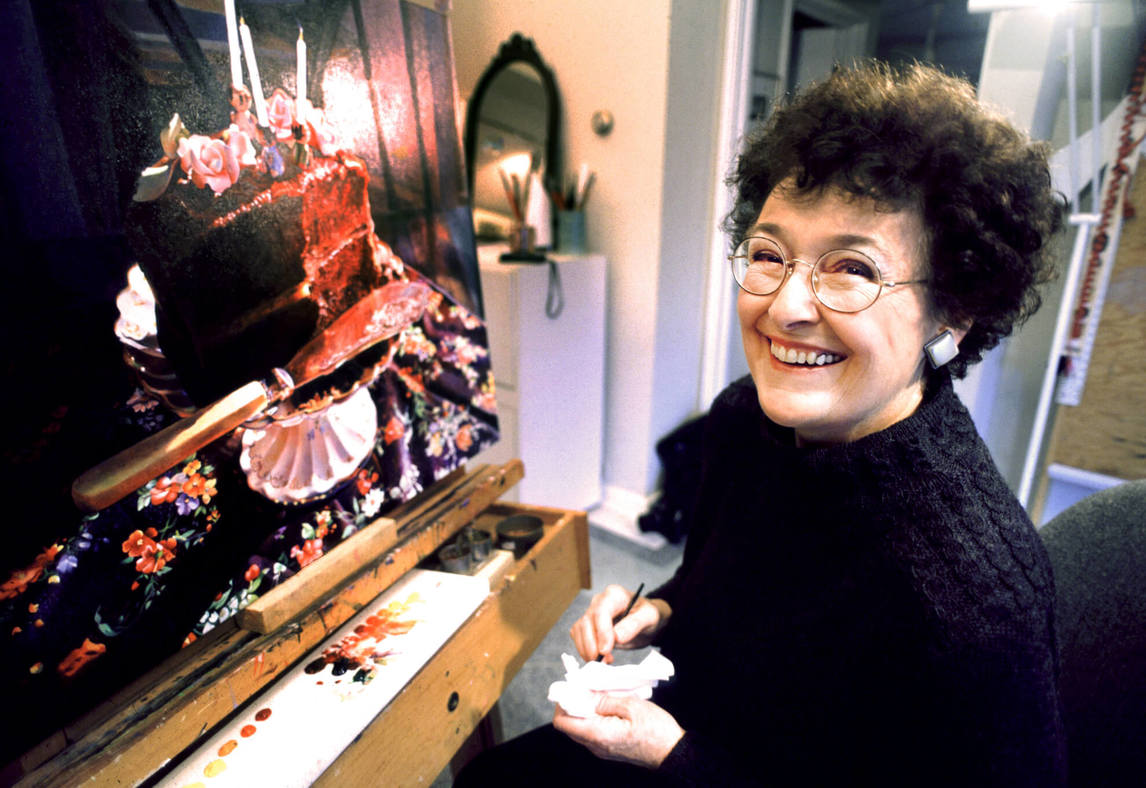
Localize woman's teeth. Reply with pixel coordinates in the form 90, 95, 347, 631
771, 342, 842, 366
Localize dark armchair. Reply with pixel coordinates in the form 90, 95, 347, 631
1040, 479, 1146, 786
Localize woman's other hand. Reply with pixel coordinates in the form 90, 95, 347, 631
570, 584, 670, 663
554, 695, 684, 769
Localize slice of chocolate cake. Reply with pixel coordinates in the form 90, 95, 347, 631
127, 135, 397, 405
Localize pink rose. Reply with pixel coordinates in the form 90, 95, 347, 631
305, 105, 341, 156
177, 135, 240, 194
225, 125, 258, 168
267, 89, 296, 142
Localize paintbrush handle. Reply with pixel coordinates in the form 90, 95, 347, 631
617, 582, 644, 621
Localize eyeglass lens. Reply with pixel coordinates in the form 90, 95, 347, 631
731, 237, 884, 313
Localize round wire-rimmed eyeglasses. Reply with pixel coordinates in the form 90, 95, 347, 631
729, 236, 929, 314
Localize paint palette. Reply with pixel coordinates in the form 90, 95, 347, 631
158, 569, 488, 787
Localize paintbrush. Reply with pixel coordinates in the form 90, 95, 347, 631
597, 582, 644, 661
499, 167, 521, 221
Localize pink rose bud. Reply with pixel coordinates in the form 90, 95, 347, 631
267, 88, 296, 142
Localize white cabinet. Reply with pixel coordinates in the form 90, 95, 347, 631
474, 249, 606, 511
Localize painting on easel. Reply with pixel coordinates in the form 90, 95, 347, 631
0, 0, 497, 768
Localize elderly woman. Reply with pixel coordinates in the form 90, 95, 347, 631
457, 61, 1065, 786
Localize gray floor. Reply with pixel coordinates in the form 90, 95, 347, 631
433, 525, 684, 785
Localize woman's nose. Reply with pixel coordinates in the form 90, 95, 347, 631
768, 260, 821, 324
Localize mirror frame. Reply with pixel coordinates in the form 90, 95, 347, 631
464, 33, 561, 208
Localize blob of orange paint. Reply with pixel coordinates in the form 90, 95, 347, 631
240, 724, 257, 737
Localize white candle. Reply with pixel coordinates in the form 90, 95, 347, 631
238, 18, 269, 127
296, 28, 307, 115
223, 0, 242, 88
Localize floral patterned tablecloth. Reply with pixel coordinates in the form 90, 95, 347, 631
0, 284, 498, 764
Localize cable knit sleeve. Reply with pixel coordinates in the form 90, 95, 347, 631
657, 730, 762, 786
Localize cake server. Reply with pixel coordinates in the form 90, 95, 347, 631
72, 279, 432, 512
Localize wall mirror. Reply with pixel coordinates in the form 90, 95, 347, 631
464, 33, 561, 243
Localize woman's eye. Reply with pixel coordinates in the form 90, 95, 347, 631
752, 250, 783, 264
822, 254, 878, 280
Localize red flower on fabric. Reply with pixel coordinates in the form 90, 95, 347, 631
290, 538, 324, 569
150, 477, 179, 506
356, 469, 379, 496
244, 564, 261, 583
183, 474, 207, 498
57, 638, 107, 679
456, 424, 473, 452
398, 366, 425, 395
122, 529, 151, 558
314, 510, 332, 539
0, 544, 61, 600
383, 416, 404, 445
135, 536, 177, 574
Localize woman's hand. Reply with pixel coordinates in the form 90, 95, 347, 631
554, 695, 684, 769
569, 584, 671, 663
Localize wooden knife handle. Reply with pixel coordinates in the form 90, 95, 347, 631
72, 381, 270, 512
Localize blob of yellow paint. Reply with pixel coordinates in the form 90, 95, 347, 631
204, 758, 227, 777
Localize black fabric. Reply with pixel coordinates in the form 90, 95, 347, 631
1040, 480, 1146, 787
454, 723, 665, 788
652, 374, 1065, 786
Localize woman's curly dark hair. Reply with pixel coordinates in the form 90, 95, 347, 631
726, 61, 1065, 378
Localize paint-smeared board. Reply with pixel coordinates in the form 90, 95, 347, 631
16, 460, 523, 787
157, 569, 489, 787
317, 505, 590, 785
238, 459, 524, 633
1049, 168, 1146, 480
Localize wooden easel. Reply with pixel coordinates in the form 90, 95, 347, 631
8, 459, 591, 786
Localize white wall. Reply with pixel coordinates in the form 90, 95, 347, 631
452, 0, 725, 503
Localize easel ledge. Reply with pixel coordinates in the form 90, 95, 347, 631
6, 458, 587, 787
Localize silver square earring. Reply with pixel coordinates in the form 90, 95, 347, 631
924, 330, 959, 369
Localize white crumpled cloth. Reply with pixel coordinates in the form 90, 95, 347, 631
547, 650, 675, 717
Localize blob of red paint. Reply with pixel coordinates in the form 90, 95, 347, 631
240, 724, 257, 738
255, 707, 272, 722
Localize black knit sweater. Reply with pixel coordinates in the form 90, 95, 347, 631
651, 375, 1066, 786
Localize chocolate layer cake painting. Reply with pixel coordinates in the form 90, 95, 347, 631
0, 0, 499, 768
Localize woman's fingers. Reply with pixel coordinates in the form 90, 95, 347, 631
612, 598, 654, 647
569, 584, 636, 661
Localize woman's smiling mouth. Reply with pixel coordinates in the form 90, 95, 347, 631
769, 340, 844, 367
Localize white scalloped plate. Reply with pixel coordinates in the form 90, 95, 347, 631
239, 386, 378, 505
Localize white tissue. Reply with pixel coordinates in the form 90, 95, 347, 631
547, 650, 675, 717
